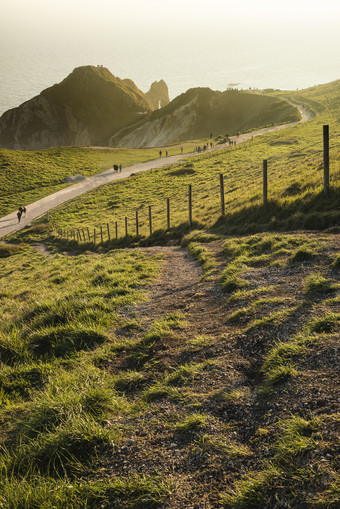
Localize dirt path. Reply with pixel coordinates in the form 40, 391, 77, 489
120, 246, 239, 369
101, 235, 339, 508
126, 246, 226, 335
0, 101, 310, 240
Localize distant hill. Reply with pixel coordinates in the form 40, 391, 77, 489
0, 67, 299, 150
0, 66, 156, 149
111, 88, 300, 147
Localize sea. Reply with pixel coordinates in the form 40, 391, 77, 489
1, 28, 340, 117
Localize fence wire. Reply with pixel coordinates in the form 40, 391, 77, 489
56, 134, 339, 244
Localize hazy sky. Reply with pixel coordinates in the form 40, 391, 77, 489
2, 0, 340, 35
1, 0, 340, 113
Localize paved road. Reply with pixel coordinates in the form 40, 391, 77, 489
0, 101, 311, 240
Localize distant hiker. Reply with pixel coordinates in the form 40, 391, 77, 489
23, 206, 27, 216
18, 205, 24, 214
166, 150, 168, 157
159, 150, 162, 157
119, 164, 122, 172
17, 210, 22, 223
180, 146, 183, 154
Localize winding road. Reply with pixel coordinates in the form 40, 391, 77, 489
0, 100, 312, 240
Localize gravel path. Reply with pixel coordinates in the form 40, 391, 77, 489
0, 101, 310, 240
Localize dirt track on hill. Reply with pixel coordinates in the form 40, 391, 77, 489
94, 233, 339, 508
0, 100, 310, 240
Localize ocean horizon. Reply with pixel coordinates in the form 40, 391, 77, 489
1, 29, 340, 117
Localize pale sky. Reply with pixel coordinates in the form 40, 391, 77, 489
1, 0, 340, 114
2, 0, 340, 36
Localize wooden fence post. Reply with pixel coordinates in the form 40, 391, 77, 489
87, 227, 90, 241
219, 173, 225, 216
125, 217, 128, 237
82, 229, 86, 242
323, 125, 330, 196
100, 226, 103, 243
135, 211, 139, 236
167, 198, 170, 230
263, 159, 268, 207
115, 221, 118, 239
93, 229, 96, 244
149, 205, 152, 235
188, 184, 192, 227
107, 223, 110, 240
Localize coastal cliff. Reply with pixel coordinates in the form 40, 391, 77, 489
0, 66, 154, 149
0, 67, 299, 150
111, 88, 300, 147
145, 80, 170, 109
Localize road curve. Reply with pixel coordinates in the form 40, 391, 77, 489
0, 101, 310, 240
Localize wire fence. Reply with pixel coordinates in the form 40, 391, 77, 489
54, 125, 339, 244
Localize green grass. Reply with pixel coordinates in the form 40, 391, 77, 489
164, 362, 206, 386
0, 144, 193, 217
113, 371, 150, 394
0, 243, 25, 258
187, 242, 216, 277
0, 475, 171, 508
304, 273, 337, 295
174, 413, 207, 436
331, 254, 340, 269
259, 333, 318, 395
0, 245, 163, 498
309, 313, 340, 333
220, 415, 322, 508
8, 78, 340, 247
1, 79, 340, 508
290, 246, 317, 263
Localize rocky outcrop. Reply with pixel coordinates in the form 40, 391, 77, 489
145, 80, 170, 110
112, 88, 300, 148
0, 67, 299, 150
0, 66, 154, 149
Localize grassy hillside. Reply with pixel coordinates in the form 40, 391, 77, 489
0, 79, 339, 507
0, 144, 196, 217
0, 66, 154, 149
44, 66, 154, 142
0, 232, 338, 507
112, 88, 300, 147
22, 80, 339, 245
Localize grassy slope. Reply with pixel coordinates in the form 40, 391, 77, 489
0, 66, 154, 149
0, 80, 339, 508
0, 144, 196, 217
120, 88, 300, 145
43, 66, 154, 141
0, 232, 338, 508
28, 80, 339, 243
0, 88, 300, 219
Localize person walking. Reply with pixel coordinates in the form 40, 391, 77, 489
17, 210, 22, 223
